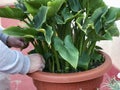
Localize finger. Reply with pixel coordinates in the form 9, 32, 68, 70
19, 42, 29, 50
41, 64, 45, 69
18, 38, 29, 48
39, 64, 45, 71
15, 40, 24, 48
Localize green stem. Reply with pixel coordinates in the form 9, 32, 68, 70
23, 20, 32, 27
79, 34, 85, 56
83, 38, 89, 51
88, 41, 96, 55
51, 57, 55, 72
27, 16, 34, 26
48, 59, 52, 72
52, 48, 61, 72
65, 62, 70, 73
31, 41, 41, 54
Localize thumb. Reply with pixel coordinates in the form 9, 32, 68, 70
16, 40, 24, 48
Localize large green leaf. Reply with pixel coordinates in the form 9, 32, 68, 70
21, 0, 65, 18
47, 0, 65, 17
24, 0, 65, 16
105, 7, 120, 24
55, 8, 82, 25
54, 35, 79, 69
87, 29, 104, 41
107, 24, 119, 37
103, 32, 112, 40
81, 18, 94, 34
54, 15, 64, 24
78, 51, 90, 70
0, 7, 27, 20
33, 6, 48, 28
79, 0, 106, 14
62, 7, 82, 23
24, 1, 39, 15
23, 0, 51, 15
3, 26, 38, 38
103, 24, 119, 39
67, 0, 81, 12
61, 7, 73, 22
90, 7, 108, 33
44, 25, 54, 45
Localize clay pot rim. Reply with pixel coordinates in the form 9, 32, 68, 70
28, 51, 112, 83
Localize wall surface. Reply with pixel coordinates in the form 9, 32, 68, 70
0, 0, 16, 7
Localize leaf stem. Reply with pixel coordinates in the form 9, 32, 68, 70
88, 41, 96, 55
53, 49, 61, 72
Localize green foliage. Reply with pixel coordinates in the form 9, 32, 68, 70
54, 35, 79, 69
33, 6, 48, 28
0, 0, 119, 73
0, 7, 27, 20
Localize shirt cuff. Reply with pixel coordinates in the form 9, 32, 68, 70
0, 30, 9, 44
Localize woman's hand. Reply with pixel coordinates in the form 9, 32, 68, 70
28, 54, 45, 73
6, 36, 28, 48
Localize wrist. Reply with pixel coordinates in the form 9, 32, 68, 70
6, 36, 11, 47
0, 31, 9, 44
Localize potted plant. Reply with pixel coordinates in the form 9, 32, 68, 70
0, 0, 120, 90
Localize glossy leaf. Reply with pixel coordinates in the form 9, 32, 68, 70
47, 0, 65, 17
23, 0, 50, 15
44, 25, 54, 45
33, 6, 48, 28
79, 0, 106, 14
90, 7, 108, 33
87, 29, 104, 41
105, 7, 120, 24
103, 24, 119, 40
0, 7, 27, 20
3, 26, 38, 38
81, 18, 94, 34
24, 1, 39, 15
67, 0, 81, 12
54, 35, 79, 69
107, 24, 119, 36
78, 52, 90, 70
55, 8, 82, 24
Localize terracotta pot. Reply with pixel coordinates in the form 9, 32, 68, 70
28, 52, 112, 90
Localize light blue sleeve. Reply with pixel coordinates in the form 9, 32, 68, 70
0, 26, 8, 44
0, 41, 30, 74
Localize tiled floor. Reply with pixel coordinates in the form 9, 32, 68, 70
10, 74, 36, 90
